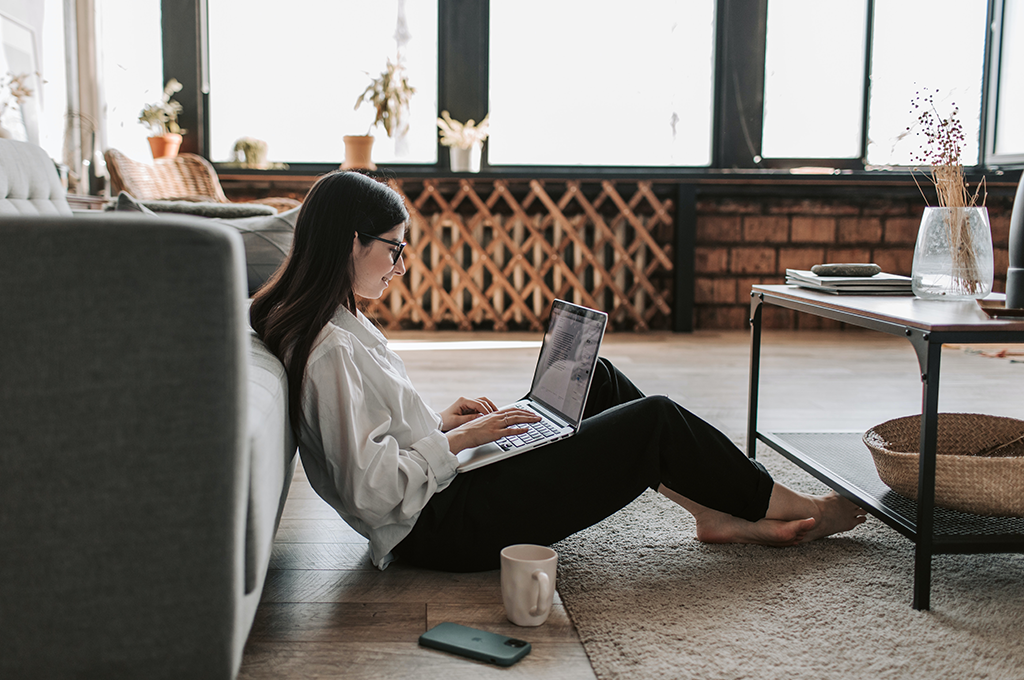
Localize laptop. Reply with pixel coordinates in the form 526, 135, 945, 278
456, 299, 608, 472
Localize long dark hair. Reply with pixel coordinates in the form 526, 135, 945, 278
250, 171, 409, 431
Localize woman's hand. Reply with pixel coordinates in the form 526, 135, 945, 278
445, 408, 542, 454
439, 396, 498, 432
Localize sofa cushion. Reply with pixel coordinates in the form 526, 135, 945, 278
208, 209, 298, 296
0, 139, 73, 216
113, 191, 298, 295
139, 199, 275, 218
244, 331, 296, 594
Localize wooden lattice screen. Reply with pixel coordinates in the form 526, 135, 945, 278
362, 179, 676, 332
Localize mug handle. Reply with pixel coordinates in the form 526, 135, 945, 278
529, 569, 552, 617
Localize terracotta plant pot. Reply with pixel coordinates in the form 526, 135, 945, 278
342, 135, 376, 170
148, 133, 183, 159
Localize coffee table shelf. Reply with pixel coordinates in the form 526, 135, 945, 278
758, 431, 1024, 551
747, 284, 1024, 610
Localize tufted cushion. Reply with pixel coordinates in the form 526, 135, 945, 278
0, 140, 73, 216
113, 191, 296, 295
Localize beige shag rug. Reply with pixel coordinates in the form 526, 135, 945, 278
552, 449, 1024, 680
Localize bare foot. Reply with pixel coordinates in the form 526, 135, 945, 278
659, 484, 867, 548
799, 492, 867, 543
694, 512, 817, 547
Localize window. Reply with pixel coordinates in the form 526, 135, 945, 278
207, 0, 437, 165
990, 0, 1024, 160
762, 0, 868, 160
99, 0, 163, 163
487, 0, 715, 167
762, 0, 988, 167
158, 0, 1021, 172
38, 0, 69, 164
865, 0, 987, 167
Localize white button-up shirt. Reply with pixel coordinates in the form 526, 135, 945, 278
296, 306, 458, 569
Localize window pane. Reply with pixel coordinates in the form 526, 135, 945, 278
762, 0, 868, 159
488, 1, 714, 167
40, 0, 69, 164
99, 0, 163, 163
208, 0, 437, 165
994, 0, 1024, 156
866, 0, 987, 166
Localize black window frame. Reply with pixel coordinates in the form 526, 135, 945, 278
162, 0, 1022, 177
984, 0, 1024, 167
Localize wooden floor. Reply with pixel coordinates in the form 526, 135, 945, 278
237, 329, 1024, 679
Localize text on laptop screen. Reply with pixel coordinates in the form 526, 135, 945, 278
529, 304, 606, 422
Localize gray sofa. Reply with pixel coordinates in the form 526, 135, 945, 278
0, 140, 296, 678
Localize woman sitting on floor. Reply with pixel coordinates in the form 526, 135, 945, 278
249, 171, 866, 572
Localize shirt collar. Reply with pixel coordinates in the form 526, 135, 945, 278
330, 305, 388, 351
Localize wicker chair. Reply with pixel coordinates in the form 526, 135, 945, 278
103, 148, 301, 213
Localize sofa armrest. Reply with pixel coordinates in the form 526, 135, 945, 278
0, 214, 251, 679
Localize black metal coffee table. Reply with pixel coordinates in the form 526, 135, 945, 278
747, 284, 1024, 610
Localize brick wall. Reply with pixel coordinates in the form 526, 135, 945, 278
693, 194, 1015, 330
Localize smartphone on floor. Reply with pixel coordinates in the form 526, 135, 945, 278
419, 622, 531, 667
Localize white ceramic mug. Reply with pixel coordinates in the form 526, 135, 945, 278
500, 544, 557, 627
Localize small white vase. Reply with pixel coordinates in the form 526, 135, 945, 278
449, 145, 481, 172
911, 206, 993, 300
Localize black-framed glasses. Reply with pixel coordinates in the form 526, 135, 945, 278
361, 233, 407, 265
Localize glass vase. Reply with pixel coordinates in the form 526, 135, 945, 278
911, 206, 993, 300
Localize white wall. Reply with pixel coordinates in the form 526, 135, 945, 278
1, 0, 67, 163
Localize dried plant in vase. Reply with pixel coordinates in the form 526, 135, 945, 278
908, 89, 992, 299
436, 111, 490, 150
355, 57, 416, 138
437, 111, 489, 172
0, 72, 33, 135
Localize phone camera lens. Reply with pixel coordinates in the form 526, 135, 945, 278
505, 639, 527, 647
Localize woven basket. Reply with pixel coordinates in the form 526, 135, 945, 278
863, 413, 1024, 517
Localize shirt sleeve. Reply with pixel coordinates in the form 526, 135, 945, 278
304, 339, 459, 531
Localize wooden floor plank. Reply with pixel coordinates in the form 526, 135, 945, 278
237, 641, 597, 680
269, 541, 376, 571
247, 602, 426, 642
427, 603, 578, 642
274, 518, 366, 544
260, 567, 507, 605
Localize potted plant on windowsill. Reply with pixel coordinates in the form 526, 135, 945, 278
344, 57, 415, 170
139, 78, 186, 159
437, 111, 489, 173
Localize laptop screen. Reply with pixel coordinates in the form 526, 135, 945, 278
528, 301, 608, 425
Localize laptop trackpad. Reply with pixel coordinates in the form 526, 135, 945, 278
456, 441, 503, 471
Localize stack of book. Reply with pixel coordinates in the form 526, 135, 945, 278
785, 269, 913, 295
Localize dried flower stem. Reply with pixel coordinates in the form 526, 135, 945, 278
909, 89, 987, 295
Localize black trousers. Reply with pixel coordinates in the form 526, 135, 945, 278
393, 358, 774, 572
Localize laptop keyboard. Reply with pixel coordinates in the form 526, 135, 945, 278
495, 413, 563, 451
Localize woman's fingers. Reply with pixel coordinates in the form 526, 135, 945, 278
496, 408, 542, 429
458, 396, 497, 415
